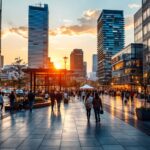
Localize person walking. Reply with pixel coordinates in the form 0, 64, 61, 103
9, 91, 16, 112
28, 90, 35, 112
56, 91, 62, 111
93, 92, 103, 122
50, 91, 55, 112
84, 93, 93, 122
130, 91, 134, 102
0, 92, 4, 112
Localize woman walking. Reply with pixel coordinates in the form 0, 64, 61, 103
93, 92, 103, 122
85, 93, 93, 122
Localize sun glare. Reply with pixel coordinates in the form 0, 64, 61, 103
55, 63, 62, 69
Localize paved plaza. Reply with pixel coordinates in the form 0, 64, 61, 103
0, 97, 150, 150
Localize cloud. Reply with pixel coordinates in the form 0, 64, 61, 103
125, 16, 134, 30
49, 9, 101, 36
128, 3, 141, 9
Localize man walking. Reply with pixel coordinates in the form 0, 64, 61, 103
28, 90, 35, 112
0, 92, 4, 112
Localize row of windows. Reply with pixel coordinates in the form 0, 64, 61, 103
135, 30, 143, 42
143, 22, 150, 35
135, 17, 142, 29
143, 7, 150, 21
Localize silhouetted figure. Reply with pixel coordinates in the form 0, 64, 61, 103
50, 91, 55, 112
28, 90, 35, 112
9, 91, 16, 112
56, 91, 62, 111
93, 93, 103, 122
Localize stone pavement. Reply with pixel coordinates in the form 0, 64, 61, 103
0, 97, 150, 150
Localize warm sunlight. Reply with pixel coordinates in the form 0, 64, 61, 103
54, 63, 62, 69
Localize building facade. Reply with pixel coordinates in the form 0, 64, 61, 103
112, 43, 143, 90
70, 49, 84, 77
28, 4, 49, 68
92, 54, 97, 73
97, 10, 125, 85
134, 8, 143, 43
142, 0, 150, 85
83, 61, 87, 78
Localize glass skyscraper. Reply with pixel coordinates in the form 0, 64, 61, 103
28, 4, 49, 68
92, 54, 97, 73
97, 10, 125, 85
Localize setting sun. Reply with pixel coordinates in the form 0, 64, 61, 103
54, 63, 62, 69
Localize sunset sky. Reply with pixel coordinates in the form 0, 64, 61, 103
2, 0, 141, 72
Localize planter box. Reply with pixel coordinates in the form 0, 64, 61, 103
136, 108, 150, 121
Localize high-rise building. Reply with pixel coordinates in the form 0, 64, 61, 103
92, 54, 97, 73
70, 49, 84, 77
134, 8, 143, 43
142, 0, 150, 84
97, 10, 125, 85
28, 4, 49, 68
0, 0, 4, 69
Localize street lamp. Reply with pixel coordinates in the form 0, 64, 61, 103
63, 56, 68, 89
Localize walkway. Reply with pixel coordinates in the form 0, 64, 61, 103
0, 97, 150, 150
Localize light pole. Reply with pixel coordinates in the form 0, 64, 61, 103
63, 56, 68, 89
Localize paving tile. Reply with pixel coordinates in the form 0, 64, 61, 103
102, 145, 125, 150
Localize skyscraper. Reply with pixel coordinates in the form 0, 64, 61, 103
92, 54, 97, 73
0, 0, 4, 69
142, 0, 150, 84
70, 49, 84, 77
28, 4, 49, 68
97, 10, 124, 85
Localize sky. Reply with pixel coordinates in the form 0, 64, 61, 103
2, 0, 141, 72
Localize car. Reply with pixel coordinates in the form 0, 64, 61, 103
16, 89, 24, 96
1, 89, 12, 96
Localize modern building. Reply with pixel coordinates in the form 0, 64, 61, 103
70, 49, 84, 77
97, 10, 125, 85
92, 54, 97, 73
112, 43, 143, 90
134, 8, 143, 43
0, 0, 4, 69
142, 0, 150, 87
28, 4, 49, 68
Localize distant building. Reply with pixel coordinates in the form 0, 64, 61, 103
97, 10, 125, 85
28, 4, 49, 68
89, 72, 98, 81
92, 54, 97, 73
112, 43, 143, 90
134, 8, 143, 43
83, 61, 87, 78
142, 0, 150, 86
70, 49, 84, 77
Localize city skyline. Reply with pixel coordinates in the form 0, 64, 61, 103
1, 0, 141, 72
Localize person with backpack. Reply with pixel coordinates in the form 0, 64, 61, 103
84, 93, 93, 122
93, 92, 103, 122
0, 92, 4, 112
28, 90, 35, 112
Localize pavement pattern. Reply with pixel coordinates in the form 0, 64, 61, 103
0, 97, 150, 150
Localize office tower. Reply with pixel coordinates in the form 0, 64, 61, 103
97, 10, 124, 85
92, 54, 97, 73
28, 4, 49, 68
134, 8, 143, 43
142, 0, 150, 84
70, 49, 84, 77
0, 0, 4, 69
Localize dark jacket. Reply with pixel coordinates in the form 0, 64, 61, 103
28, 92, 35, 102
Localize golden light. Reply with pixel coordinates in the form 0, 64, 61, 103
54, 63, 62, 69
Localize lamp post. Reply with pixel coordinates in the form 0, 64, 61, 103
63, 56, 68, 89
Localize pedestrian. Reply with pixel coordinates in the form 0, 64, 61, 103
44, 92, 49, 101
93, 92, 103, 122
130, 91, 134, 102
50, 90, 55, 112
0, 92, 4, 112
64, 91, 69, 103
56, 91, 62, 111
9, 91, 16, 112
28, 90, 35, 112
84, 93, 93, 122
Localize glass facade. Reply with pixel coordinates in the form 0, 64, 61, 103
112, 43, 143, 88
28, 4, 49, 68
142, 0, 150, 84
97, 10, 124, 85
92, 54, 98, 73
